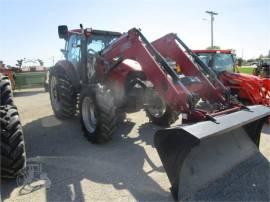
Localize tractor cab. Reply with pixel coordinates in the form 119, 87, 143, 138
58, 25, 121, 57
193, 50, 236, 74
58, 25, 122, 83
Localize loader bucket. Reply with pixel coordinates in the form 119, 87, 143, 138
154, 105, 270, 201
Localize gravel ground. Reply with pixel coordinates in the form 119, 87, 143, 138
1, 88, 269, 202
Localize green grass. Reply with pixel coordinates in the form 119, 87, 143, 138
15, 71, 46, 89
238, 66, 254, 74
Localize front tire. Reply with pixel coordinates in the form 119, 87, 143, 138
49, 67, 77, 119
145, 91, 179, 126
79, 85, 120, 144
146, 105, 179, 127
1, 105, 26, 178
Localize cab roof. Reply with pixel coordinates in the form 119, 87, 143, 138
68, 28, 122, 37
192, 49, 234, 54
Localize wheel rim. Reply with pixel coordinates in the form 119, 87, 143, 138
147, 97, 166, 118
82, 97, 97, 133
50, 76, 60, 111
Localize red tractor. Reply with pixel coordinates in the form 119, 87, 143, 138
193, 49, 270, 109
49, 25, 270, 200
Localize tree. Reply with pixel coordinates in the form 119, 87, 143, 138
37, 59, 44, 66
247, 59, 256, 63
206, 46, 221, 50
0, 60, 5, 69
16, 59, 24, 68
237, 58, 243, 66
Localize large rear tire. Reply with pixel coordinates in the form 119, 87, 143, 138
0, 75, 13, 105
79, 85, 120, 143
1, 105, 26, 178
49, 67, 77, 119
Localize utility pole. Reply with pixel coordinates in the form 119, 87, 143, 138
205, 11, 218, 48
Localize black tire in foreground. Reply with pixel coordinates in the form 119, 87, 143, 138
79, 85, 121, 144
49, 67, 77, 119
1, 105, 26, 178
0, 75, 13, 105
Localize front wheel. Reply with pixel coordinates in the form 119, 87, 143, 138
79, 85, 121, 144
145, 91, 179, 126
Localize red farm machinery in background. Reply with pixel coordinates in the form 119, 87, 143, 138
192, 49, 270, 122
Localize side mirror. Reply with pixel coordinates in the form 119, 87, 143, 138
58, 25, 68, 39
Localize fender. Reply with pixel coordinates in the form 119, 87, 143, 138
105, 59, 145, 105
52, 60, 80, 89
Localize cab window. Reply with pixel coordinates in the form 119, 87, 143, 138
87, 39, 105, 53
67, 34, 81, 63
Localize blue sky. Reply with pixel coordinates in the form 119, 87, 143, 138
0, 0, 269, 66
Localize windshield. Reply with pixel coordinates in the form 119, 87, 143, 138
197, 53, 235, 73
87, 34, 118, 53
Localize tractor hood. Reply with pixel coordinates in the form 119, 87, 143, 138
219, 71, 264, 84
122, 59, 142, 71
219, 71, 270, 106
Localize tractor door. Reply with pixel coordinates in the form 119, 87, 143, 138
67, 34, 81, 79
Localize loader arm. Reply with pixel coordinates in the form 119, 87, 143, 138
152, 33, 228, 103
99, 28, 196, 113
140, 34, 270, 201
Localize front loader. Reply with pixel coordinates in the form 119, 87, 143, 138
49, 25, 270, 200
151, 33, 270, 200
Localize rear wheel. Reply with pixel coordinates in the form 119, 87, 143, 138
49, 68, 77, 119
0, 75, 13, 105
1, 105, 26, 178
79, 85, 120, 143
145, 91, 179, 126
